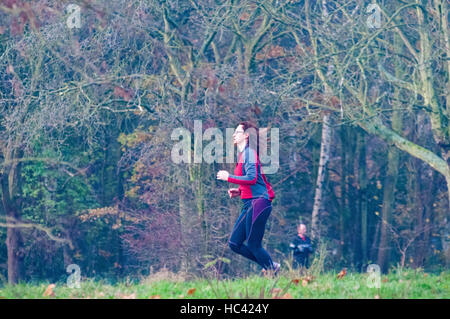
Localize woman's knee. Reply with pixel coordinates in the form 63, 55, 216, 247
247, 241, 261, 253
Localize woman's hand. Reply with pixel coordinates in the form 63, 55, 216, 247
216, 170, 229, 181
228, 188, 241, 198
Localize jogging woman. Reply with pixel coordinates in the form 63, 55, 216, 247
216, 121, 279, 274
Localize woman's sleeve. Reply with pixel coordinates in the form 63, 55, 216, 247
227, 148, 258, 185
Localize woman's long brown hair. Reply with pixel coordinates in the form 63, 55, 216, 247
239, 121, 260, 156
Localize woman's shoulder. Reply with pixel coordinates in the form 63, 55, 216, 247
243, 145, 258, 163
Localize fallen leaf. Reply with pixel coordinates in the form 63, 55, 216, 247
187, 288, 196, 296
43, 284, 56, 297
302, 279, 308, 287
149, 295, 161, 299
382, 277, 388, 283
337, 268, 347, 279
291, 279, 300, 286
282, 292, 293, 299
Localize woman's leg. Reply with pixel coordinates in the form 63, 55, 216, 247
228, 203, 259, 264
245, 198, 274, 270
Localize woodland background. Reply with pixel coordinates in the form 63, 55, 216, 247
0, 0, 449, 285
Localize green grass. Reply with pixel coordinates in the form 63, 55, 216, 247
0, 269, 448, 299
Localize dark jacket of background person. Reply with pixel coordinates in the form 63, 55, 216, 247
289, 235, 313, 268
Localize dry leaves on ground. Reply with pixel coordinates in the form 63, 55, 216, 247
337, 268, 347, 279
43, 284, 56, 297
187, 288, 196, 296
292, 275, 315, 287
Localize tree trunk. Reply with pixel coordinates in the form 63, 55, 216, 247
416, 1, 450, 208
377, 149, 400, 273
1, 169, 23, 284
311, 112, 332, 241
178, 171, 190, 273
347, 128, 359, 267
190, 164, 208, 258
357, 128, 368, 268
6, 224, 22, 284
307, 1, 334, 242
377, 65, 404, 273
412, 159, 426, 268
338, 124, 348, 261
1, 140, 25, 284
371, 219, 381, 262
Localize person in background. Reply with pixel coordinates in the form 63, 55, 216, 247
289, 223, 313, 269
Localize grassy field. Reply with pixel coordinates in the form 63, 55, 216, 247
0, 268, 448, 299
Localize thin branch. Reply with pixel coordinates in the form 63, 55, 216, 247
0, 217, 74, 249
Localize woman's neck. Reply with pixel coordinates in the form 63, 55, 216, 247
237, 141, 247, 152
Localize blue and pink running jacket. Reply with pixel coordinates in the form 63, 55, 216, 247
227, 144, 275, 201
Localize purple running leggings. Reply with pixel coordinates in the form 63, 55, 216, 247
228, 197, 275, 270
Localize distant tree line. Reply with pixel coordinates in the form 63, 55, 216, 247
0, 0, 448, 284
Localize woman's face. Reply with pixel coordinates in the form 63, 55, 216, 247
233, 124, 247, 145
